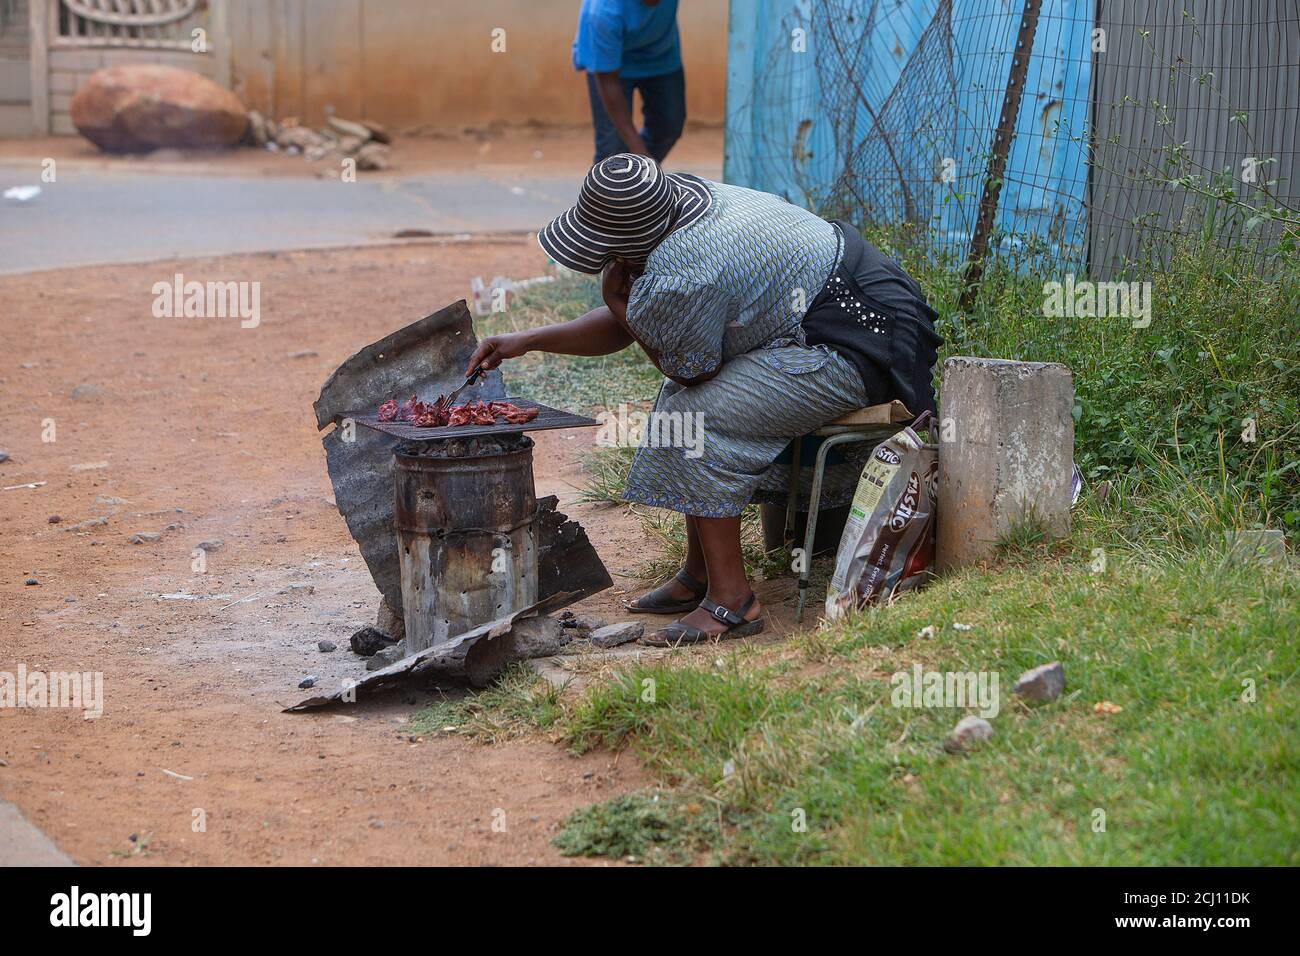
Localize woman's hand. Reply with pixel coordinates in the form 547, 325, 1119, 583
466, 331, 533, 375
468, 307, 636, 370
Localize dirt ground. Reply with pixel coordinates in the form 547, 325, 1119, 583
0, 237, 808, 866
0, 124, 726, 180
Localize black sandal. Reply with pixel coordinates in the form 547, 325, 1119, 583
639, 593, 765, 646
627, 568, 708, 615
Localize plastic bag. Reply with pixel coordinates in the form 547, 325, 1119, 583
825, 414, 938, 618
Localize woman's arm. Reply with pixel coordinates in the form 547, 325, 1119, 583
604, 259, 721, 387
465, 306, 634, 374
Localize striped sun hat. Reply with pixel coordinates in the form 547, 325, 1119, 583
538, 153, 713, 274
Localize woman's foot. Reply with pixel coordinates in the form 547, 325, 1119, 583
640, 589, 765, 646
627, 567, 708, 614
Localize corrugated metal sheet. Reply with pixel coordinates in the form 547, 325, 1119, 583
1088, 0, 1300, 275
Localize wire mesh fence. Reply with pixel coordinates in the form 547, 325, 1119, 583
724, 0, 1300, 283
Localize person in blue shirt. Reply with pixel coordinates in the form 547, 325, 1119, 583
573, 0, 685, 164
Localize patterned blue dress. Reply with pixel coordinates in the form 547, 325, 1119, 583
621, 181, 870, 518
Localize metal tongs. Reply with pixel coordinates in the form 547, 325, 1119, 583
433, 363, 486, 415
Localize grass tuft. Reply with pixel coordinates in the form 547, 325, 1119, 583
552, 790, 717, 864
407, 664, 564, 743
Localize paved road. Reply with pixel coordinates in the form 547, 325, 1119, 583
0, 799, 74, 865
0, 163, 680, 275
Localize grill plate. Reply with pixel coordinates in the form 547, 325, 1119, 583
356, 397, 597, 441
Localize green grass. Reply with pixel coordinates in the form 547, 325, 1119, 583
552, 791, 718, 864
558, 540, 1298, 865
407, 664, 564, 743
460, 228, 1298, 866
876, 231, 1300, 533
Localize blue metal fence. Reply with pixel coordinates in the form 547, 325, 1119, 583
725, 0, 1093, 271
725, 0, 1300, 278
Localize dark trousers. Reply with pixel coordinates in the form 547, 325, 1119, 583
586, 68, 686, 165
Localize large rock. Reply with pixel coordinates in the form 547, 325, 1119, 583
70, 65, 248, 153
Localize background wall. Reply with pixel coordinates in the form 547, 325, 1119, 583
226, 0, 729, 129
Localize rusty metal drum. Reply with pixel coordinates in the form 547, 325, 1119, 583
393, 437, 538, 652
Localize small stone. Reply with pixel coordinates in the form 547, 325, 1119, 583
317, 640, 337, 653
286, 349, 318, 359
511, 616, 568, 657
360, 119, 391, 144
275, 124, 324, 151
298, 675, 319, 689
25, 577, 39, 586
943, 716, 994, 754
1012, 661, 1065, 703
558, 614, 609, 641
65, 516, 108, 531
195, 539, 224, 552
591, 621, 644, 648
334, 135, 365, 155
350, 626, 396, 657
366, 642, 408, 671
64, 596, 76, 603
70, 383, 103, 401
0, 451, 9, 463
47, 515, 61, 524
129, 532, 161, 544
327, 115, 372, 141
354, 142, 392, 170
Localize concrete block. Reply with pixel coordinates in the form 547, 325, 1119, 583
936, 357, 1074, 570
51, 112, 76, 136
50, 92, 73, 112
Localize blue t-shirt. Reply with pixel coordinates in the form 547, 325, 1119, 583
572, 0, 681, 79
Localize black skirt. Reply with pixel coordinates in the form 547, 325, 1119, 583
801, 221, 943, 415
